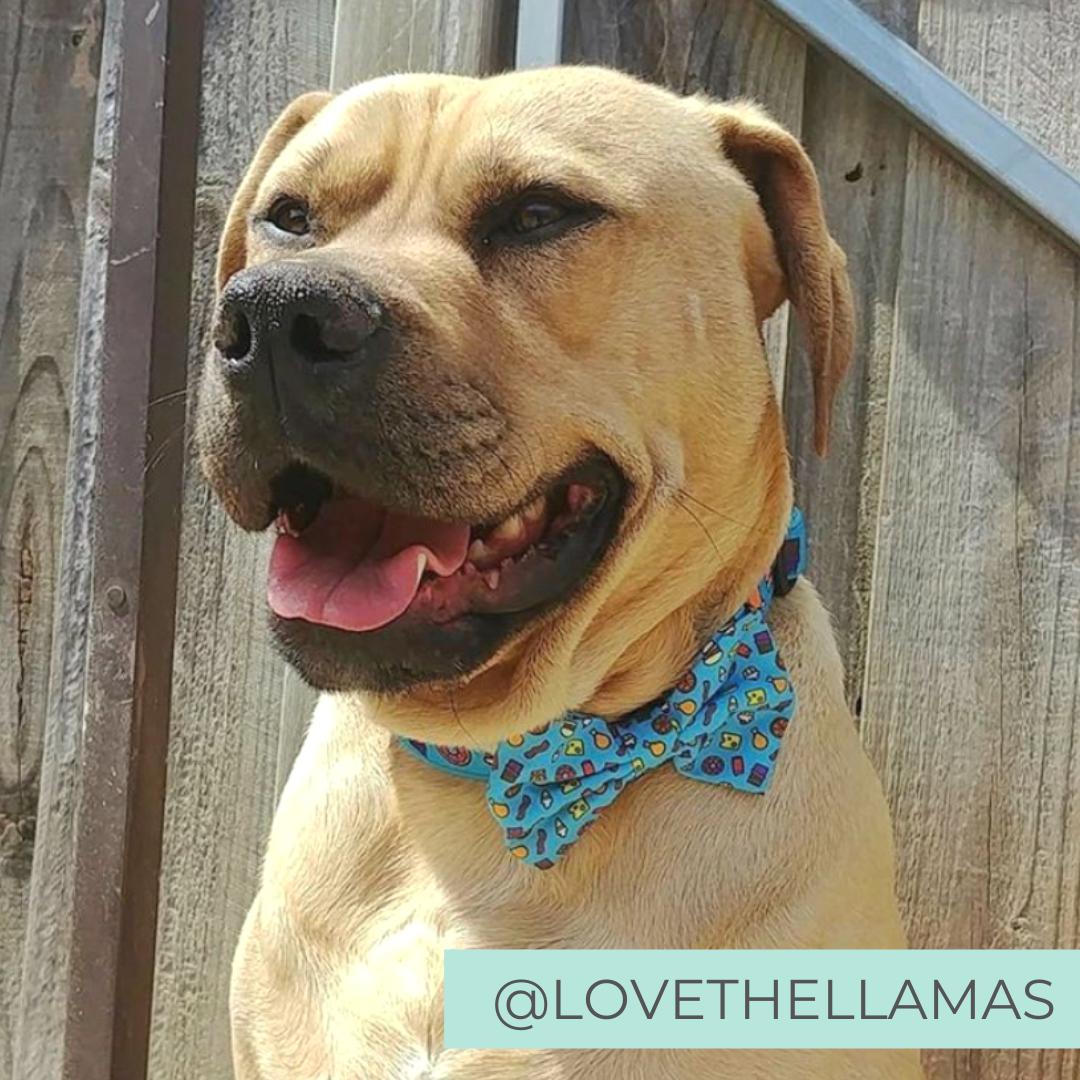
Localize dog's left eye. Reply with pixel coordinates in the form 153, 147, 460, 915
266, 195, 311, 236
478, 190, 601, 250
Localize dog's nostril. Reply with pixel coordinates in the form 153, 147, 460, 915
289, 306, 381, 364
215, 305, 253, 361
290, 312, 328, 360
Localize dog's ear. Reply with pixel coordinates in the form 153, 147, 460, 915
710, 101, 853, 455
216, 91, 333, 291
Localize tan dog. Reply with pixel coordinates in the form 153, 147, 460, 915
197, 66, 920, 1080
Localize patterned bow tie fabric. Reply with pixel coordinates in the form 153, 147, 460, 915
402, 509, 806, 868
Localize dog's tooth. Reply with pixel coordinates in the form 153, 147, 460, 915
467, 539, 487, 564
278, 509, 304, 538
483, 569, 501, 590
522, 495, 547, 526
489, 512, 525, 544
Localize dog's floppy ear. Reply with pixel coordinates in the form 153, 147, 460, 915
710, 101, 853, 455
216, 91, 333, 291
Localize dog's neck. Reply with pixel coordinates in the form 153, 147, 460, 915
584, 479, 790, 718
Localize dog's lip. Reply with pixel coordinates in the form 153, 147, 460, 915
265, 452, 628, 636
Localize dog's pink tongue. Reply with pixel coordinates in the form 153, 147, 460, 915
268, 498, 470, 631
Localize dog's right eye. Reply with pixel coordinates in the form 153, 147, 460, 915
475, 187, 603, 252
265, 196, 311, 236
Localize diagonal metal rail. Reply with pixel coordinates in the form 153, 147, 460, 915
759, 0, 1080, 257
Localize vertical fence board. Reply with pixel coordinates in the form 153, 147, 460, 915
859, 5, 1080, 1080
782, 0, 917, 706
146, 3, 333, 1078
60, 0, 205, 1071
0, 2, 104, 1076
330, 0, 512, 86
10, 0, 122, 1073
12, 15, 121, 1071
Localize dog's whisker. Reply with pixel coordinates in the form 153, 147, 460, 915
144, 420, 188, 478
446, 687, 476, 747
509, 429, 543, 485
676, 487, 757, 533
672, 491, 724, 561
492, 444, 531, 503
148, 387, 189, 409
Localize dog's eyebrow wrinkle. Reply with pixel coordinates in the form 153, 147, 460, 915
286, 138, 394, 219
396, 87, 449, 209
296, 138, 332, 171
426, 86, 484, 183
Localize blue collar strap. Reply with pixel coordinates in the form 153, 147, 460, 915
401, 509, 807, 869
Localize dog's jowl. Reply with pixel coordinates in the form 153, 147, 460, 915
198, 65, 921, 1080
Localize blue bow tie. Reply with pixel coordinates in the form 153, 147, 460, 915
401, 509, 807, 868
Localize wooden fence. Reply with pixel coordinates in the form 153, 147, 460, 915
1, 1, 1078, 1078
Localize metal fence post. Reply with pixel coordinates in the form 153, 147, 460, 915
62, 1, 205, 1077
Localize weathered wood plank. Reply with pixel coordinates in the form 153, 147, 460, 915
916, 1, 1080, 179
145, 4, 333, 1077
860, 5, 1080, 1080
0, 2, 104, 1076
782, 0, 917, 707
330, 0, 513, 87
563, 0, 804, 112
60, 0, 205, 1071
760, 0, 1080, 258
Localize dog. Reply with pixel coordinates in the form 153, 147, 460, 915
197, 65, 921, 1080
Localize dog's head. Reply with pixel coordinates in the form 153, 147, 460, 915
196, 67, 852, 743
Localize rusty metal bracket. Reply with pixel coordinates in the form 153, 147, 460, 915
62, 0, 204, 1077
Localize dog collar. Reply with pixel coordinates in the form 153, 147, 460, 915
401, 509, 807, 869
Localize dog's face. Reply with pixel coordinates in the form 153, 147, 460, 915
197, 66, 851, 743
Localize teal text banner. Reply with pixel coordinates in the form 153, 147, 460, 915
443, 950, 1080, 1049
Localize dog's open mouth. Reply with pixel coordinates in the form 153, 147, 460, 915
266, 454, 626, 637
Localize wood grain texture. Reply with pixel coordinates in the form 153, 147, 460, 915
782, 0, 918, 707
0, 2, 103, 1076
9, 11, 118, 1071
330, 0, 513, 88
915, 0, 1080, 178
145, 4, 331, 1078
859, 4, 1080, 1080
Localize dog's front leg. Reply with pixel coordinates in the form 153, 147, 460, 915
230, 895, 334, 1080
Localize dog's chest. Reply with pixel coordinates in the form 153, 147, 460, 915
250, 711, 763, 1077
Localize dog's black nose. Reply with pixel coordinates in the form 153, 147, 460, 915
214, 263, 391, 377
